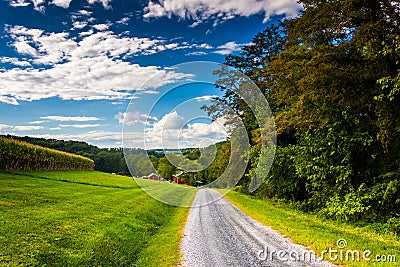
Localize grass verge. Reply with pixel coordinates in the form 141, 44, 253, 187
223, 191, 399, 266
0, 171, 195, 266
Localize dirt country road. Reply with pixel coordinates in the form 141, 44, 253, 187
181, 189, 336, 267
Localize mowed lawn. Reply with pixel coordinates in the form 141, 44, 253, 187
0, 171, 196, 266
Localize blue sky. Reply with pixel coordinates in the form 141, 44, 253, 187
0, 0, 301, 148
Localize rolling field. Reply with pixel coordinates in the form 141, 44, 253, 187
0, 171, 196, 266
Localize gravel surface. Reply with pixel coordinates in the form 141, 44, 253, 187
181, 189, 336, 267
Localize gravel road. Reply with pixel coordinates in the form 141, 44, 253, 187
181, 189, 336, 267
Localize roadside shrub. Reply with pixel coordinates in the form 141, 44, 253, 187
366, 172, 400, 220
320, 187, 371, 221
261, 145, 309, 202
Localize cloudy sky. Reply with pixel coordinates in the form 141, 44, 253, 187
0, 0, 301, 148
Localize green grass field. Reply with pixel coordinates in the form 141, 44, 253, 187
0, 171, 196, 266
223, 191, 400, 266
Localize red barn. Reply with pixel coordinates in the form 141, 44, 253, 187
148, 173, 160, 180
173, 176, 188, 185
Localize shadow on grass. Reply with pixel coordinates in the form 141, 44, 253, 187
9, 171, 138, 190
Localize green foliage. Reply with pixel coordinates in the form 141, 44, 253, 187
374, 39, 400, 154
294, 112, 375, 209
366, 172, 400, 219
322, 189, 371, 222
125, 153, 156, 177
198, 141, 231, 185
263, 145, 308, 201
157, 157, 176, 179
203, 0, 400, 224
0, 137, 94, 171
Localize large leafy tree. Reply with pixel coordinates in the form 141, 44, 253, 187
157, 157, 176, 179
204, 24, 285, 137
204, 0, 400, 222
271, 0, 400, 133
266, 0, 400, 216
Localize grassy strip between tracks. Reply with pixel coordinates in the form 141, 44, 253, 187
0, 171, 196, 266
222, 190, 400, 267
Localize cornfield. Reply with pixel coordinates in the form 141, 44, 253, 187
0, 137, 94, 171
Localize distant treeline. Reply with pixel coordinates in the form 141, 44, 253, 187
0, 137, 94, 171
2, 135, 230, 186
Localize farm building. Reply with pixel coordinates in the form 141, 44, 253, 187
173, 177, 188, 185
148, 173, 160, 180
172, 171, 188, 185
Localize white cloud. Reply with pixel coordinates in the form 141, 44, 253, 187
6, 25, 212, 64
138, 111, 228, 149
71, 9, 93, 21
0, 95, 20, 105
72, 21, 88, 30
0, 25, 194, 105
9, 0, 30, 7
111, 101, 125, 105
50, 127, 62, 130
192, 95, 218, 102
0, 57, 31, 67
0, 124, 14, 132
50, 0, 72, 8
143, 0, 302, 24
181, 117, 227, 141
79, 29, 94, 36
13, 41, 39, 57
31, 0, 45, 12
14, 125, 44, 130
29, 120, 48, 124
115, 111, 158, 126
40, 116, 102, 122
0, 124, 43, 132
87, 0, 111, 9
199, 43, 213, 49
59, 124, 104, 128
214, 41, 245, 55
75, 9, 92, 16
116, 17, 130, 24
0, 57, 191, 103
186, 51, 207, 56
6, 24, 190, 63
154, 111, 186, 131
30, 130, 123, 143
189, 20, 203, 28
92, 23, 111, 31
165, 43, 179, 50
9, 0, 111, 11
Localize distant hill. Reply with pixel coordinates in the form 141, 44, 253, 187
0, 136, 94, 171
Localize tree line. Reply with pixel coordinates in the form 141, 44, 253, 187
2, 135, 230, 186
204, 0, 400, 231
